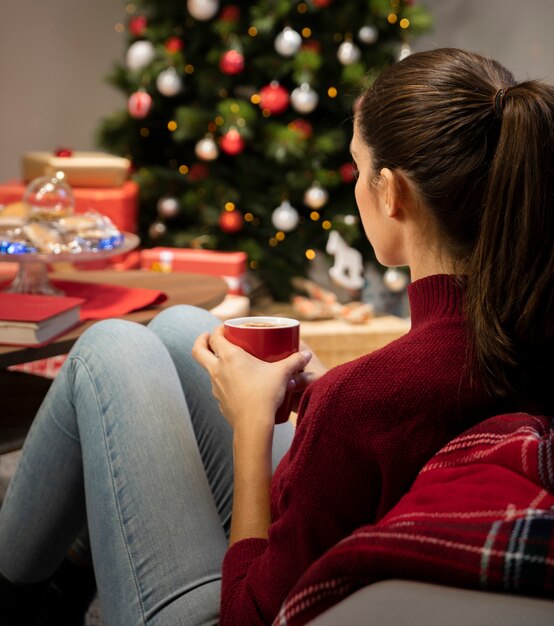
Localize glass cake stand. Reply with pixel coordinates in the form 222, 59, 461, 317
0, 232, 140, 295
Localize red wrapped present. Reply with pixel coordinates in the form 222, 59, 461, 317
22, 151, 130, 188
0, 180, 139, 233
141, 247, 248, 295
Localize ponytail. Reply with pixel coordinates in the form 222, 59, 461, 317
466, 82, 554, 405
357, 49, 554, 409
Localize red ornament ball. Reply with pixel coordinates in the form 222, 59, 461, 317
54, 147, 73, 157
129, 15, 147, 37
219, 129, 245, 155
188, 163, 209, 181
258, 82, 289, 115
219, 210, 243, 233
128, 91, 153, 119
288, 118, 313, 139
219, 49, 244, 75
339, 162, 357, 184
220, 5, 240, 21
165, 37, 184, 53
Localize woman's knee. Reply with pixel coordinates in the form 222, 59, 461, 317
71, 319, 158, 363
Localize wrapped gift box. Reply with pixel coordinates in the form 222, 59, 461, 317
0, 180, 139, 233
22, 151, 131, 188
141, 247, 248, 295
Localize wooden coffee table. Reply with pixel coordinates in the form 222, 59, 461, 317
0, 270, 228, 453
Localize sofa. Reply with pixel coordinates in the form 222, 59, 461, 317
278, 412, 554, 626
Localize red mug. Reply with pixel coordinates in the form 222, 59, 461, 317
223, 316, 300, 424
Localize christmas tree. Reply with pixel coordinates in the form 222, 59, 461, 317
98, 0, 431, 300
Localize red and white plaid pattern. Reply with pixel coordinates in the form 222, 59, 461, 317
276, 413, 554, 625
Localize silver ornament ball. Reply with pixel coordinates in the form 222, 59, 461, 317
156, 67, 182, 97
187, 0, 219, 20
126, 40, 156, 71
383, 267, 409, 292
358, 25, 378, 45
303, 184, 329, 209
290, 83, 319, 114
157, 196, 180, 218
337, 41, 361, 65
148, 220, 167, 240
195, 137, 219, 161
271, 200, 299, 232
274, 27, 302, 57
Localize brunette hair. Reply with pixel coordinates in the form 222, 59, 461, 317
357, 48, 554, 408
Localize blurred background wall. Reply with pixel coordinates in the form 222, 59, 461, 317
1, 0, 552, 182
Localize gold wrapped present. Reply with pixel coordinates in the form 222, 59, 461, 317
22, 151, 131, 188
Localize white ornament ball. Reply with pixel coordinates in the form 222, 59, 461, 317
337, 41, 361, 65
383, 267, 409, 292
126, 40, 156, 71
358, 25, 378, 45
303, 184, 329, 209
156, 67, 182, 97
149, 220, 167, 240
157, 196, 180, 218
274, 27, 302, 57
195, 136, 219, 161
187, 0, 219, 20
271, 200, 299, 232
290, 83, 319, 114
398, 43, 412, 62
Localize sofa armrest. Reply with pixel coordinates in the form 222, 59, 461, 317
308, 580, 554, 626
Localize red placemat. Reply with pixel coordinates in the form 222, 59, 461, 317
0, 279, 167, 321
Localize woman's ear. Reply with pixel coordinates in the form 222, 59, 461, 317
379, 168, 399, 217
380, 168, 417, 219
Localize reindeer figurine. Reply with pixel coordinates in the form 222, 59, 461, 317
326, 230, 365, 291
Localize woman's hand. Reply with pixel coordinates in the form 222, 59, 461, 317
192, 325, 312, 431
286, 340, 328, 412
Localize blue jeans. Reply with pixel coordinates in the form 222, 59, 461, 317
0, 306, 294, 625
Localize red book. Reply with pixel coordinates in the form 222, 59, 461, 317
0, 293, 85, 346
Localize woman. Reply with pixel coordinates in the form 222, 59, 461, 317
1, 48, 553, 625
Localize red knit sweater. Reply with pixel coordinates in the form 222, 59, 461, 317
220, 274, 505, 625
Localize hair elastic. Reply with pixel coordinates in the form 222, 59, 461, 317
494, 89, 506, 118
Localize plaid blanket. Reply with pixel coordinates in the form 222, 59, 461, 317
275, 413, 554, 625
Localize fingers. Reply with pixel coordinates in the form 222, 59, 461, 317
192, 331, 219, 370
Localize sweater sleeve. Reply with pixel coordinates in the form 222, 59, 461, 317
220, 370, 383, 625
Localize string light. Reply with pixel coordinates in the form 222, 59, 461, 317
224, 202, 235, 211
322, 220, 332, 230
207, 122, 217, 132
262, 109, 271, 118
244, 212, 254, 222
269, 237, 278, 247
140, 128, 149, 137
237, 118, 246, 127
179, 165, 189, 174
185, 64, 195, 74
305, 249, 316, 260
114, 22, 125, 33
167, 120, 177, 131
276, 231, 285, 241
125, 4, 136, 14
302, 27, 312, 38
230, 103, 240, 113
250, 260, 259, 269
399, 18, 410, 29
251, 94, 261, 104
387, 13, 398, 24
310, 211, 320, 221
248, 26, 258, 37
297, 2, 308, 13
215, 116, 225, 126
327, 87, 338, 98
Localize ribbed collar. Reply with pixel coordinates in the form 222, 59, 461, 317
407, 274, 466, 329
